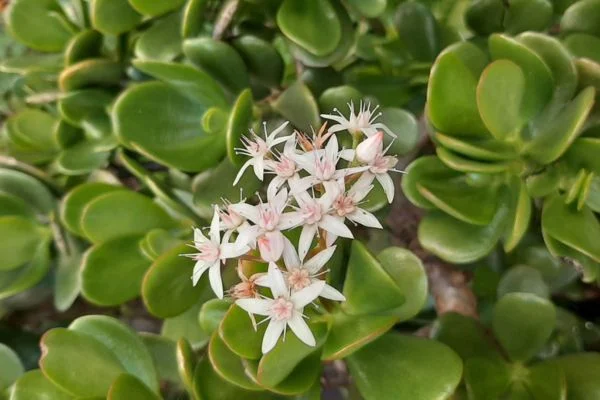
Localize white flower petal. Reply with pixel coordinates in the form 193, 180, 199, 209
208, 262, 223, 299
326, 232, 338, 247
254, 273, 271, 287
271, 187, 288, 213
304, 245, 336, 274
287, 313, 316, 347
194, 228, 208, 243
210, 207, 220, 243
325, 134, 339, 163
320, 215, 353, 239
282, 237, 301, 270
278, 211, 304, 230
355, 172, 376, 189
319, 284, 346, 301
291, 280, 325, 308
262, 320, 285, 354
267, 262, 289, 298
230, 203, 260, 224
267, 176, 285, 199
372, 122, 397, 138
288, 175, 315, 195
258, 231, 285, 262
298, 223, 318, 261
233, 158, 253, 186
236, 298, 272, 316
356, 131, 383, 164
220, 243, 250, 259
338, 148, 355, 161
291, 152, 316, 176
253, 157, 265, 181
236, 224, 260, 248
348, 209, 383, 229
270, 134, 294, 147
376, 173, 395, 203
192, 261, 210, 286
266, 121, 290, 143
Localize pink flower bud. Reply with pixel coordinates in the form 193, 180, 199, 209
257, 231, 285, 262
356, 131, 383, 164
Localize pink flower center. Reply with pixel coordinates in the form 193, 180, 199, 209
221, 207, 244, 229
271, 297, 294, 321
258, 206, 280, 231
315, 157, 336, 181
288, 268, 312, 291
248, 137, 269, 157
274, 156, 296, 178
333, 195, 356, 216
301, 201, 322, 225
195, 242, 220, 262
230, 280, 257, 299
370, 154, 395, 174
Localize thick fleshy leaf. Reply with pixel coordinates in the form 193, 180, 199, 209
140, 334, 180, 384
65, 30, 103, 66
108, 374, 160, 400
208, 333, 262, 391
548, 353, 600, 400
90, 0, 142, 35
402, 156, 463, 209
54, 246, 83, 312
135, 12, 182, 62
257, 321, 328, 388
142, 244, 208, 318
80, 190, 175, 243
139, 229, 182, 261
277, 0, 341, 57
394, 2, 440, 62
0, 241, 51, 300
561, 0, 600, 36
318, 86, 362, 116
60, 182, 123, 236
181, 0, 207, 38
477, 60, 526, 141
59, 59, 122, 91
0, 343, 24, 390
524, 87, 595, 164
219, 304, 266, 360
434, 132, 517, 161
497, 265, 550, 299
528, 362, 567, 400
436, 147, 513, 173
564, 34, 600, 63
542, 195, 600, 262
69, 316, 159, 392
0, 169, 55, 214
492, 292, 556, 362
176, 338, 196, 393
463, 357, 511, 400
56, 138, 115, 175
343, 241, 405, 315
489, 34, 553, 121
232, 36, 284, 88
0, 193, 35, 219
199, 299, 231, 335
5, 109, 60, 156
226, 89, 253, 166
419, 206, 506, 264
427, 41, 489, 137
114, 80, 225, 172
347, 334, 462, 400
565, 138, 600, 175
40, 328, 125, 397
11, 370, 72, 400
183, 37, 249, 95
58, 89, 114, 127
81, 236, 150, 306
0, 53, 63, 74
346, 0, 386, 17
5, 0, 74, 52
128, 0, 186, 16
271, 81, 320, 132
380, 108, 419, 156
162, 301, 209, 348
0, 216, 48, 271
503, 177, 532, 252
503, 0, 553, 34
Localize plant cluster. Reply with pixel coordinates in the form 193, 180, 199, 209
0, 0, 599, 399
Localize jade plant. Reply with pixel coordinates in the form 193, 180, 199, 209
1, 0, 600, 399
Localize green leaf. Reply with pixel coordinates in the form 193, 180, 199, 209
380, 108, 419, 156
142, 244, 206, 318
65, 30, 103, 66
226, 89, 253, 166
60, 182, 123, 236
5, 0, 74, 52
54, 248, 83, 312
503, 0, 553, 34
128, 0, 186, 16
497, 265, 550, 299
208, 333, 262, 391
492, 292, 556, 362
80, 190, 175, 243
11, 370, 72, 400
69, 316, 159, 393
0, 169, 55, 214
503, 177, 532, 252
277, 0, 341, 57
436, 147, 513, 173
199, 299, 231, 335
343, 241, 405, 315
81, 236, 151, 306
524, 87, 595, 164
107, 374, 160, 400
135, 12, 182, 62
0, 216, 47, 271
0, 241, 51, 300
564, 34, 600, 63
183, 37, 249, 95
114, 80, 225, 172
91, 0, 142, 35
0, 53, 63, 74
58, 89, 114, 127
232, 36, 284, 88
318, 86, 362, 115
59, 59, 122, 91
542, 195, 600, 262
476, 60, 526, 141
176, 338, 196, 393
427, 41, 489, 137
419, 207, 506, 264
40, 328, 125, 397
257, 321, 328, 388
347, 334, 462, 400
402, 156, 463, 209
394, 2, 440, 62
561, 0, 600, 36
0, 193, 35, 219
271, 80, 321, 134
0, 343, 24, 390
181, 0, 207, 38
6, 109, 60, 155
528, 362, 566, 400
488, 34, 553, 121
140, 334, 180, 384
434, 132, 517, 161
219, 304, 265, 360
162, 301, 209, 348
464, 357, 510, 400
548, 353, 600, 400
56, 138, 115, 176
346, 0, 386, 17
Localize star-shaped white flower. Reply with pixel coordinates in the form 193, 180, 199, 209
265, 136, 303, 198
233, 121, 292, 185
321, 101, 396, 138
332, 178, 382, 229
355, 132, 399, 203
236, 263, 325, 354
256, 239, 345, 301
186, 207, 250, 299
232, 188, 304, 262
291, 186, 353, 260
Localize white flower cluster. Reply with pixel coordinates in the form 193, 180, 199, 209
184, 102, 399, 354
